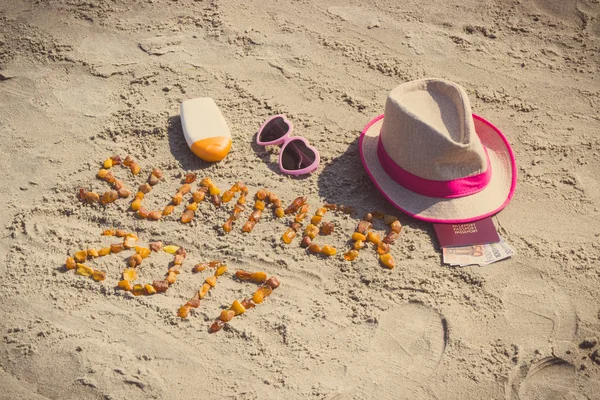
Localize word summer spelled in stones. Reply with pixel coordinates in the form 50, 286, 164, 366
77, 155, 404, 266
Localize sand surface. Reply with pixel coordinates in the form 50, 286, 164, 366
1, 0, 600, 399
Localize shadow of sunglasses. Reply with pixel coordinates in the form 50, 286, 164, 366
256, 115, 320, 176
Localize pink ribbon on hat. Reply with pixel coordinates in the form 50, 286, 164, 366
377, 138, 492, 198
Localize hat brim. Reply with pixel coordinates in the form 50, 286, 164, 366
359, 114, 517, 223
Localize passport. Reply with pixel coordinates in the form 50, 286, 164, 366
433, 217, 500, 248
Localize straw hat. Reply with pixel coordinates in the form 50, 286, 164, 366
359, 78, 517, 223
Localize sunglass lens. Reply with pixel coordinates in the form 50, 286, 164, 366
281, 140, 317, 171
258, 117, 290, 143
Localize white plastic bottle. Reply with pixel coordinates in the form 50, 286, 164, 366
180, 97, 232, 162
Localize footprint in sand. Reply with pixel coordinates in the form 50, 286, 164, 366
531, 0, 587, 29
486, 262, 578, 350
340, 303, 447, 399
512, 356, 599, 400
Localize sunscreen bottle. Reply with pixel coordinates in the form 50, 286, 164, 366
180, 98, 232, 162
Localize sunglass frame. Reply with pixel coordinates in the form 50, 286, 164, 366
256, 114, 320, 176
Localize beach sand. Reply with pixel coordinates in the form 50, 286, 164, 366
1, 0, 599, 398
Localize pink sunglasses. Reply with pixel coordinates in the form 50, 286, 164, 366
256, 115, 320, 176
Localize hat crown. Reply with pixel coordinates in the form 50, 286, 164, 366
380, 79, 487, 181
